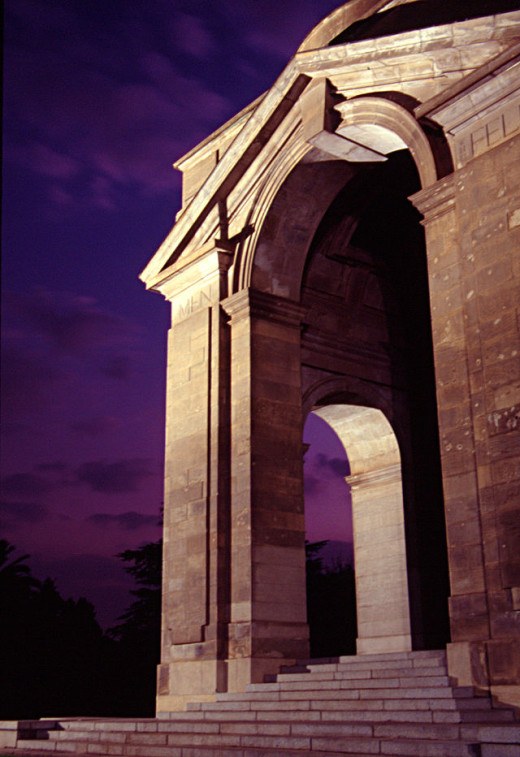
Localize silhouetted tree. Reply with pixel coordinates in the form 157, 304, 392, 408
111, 538, 162, 639
0, 541, 116, 718
306, 540, 357, 658
107, 538, 162, 716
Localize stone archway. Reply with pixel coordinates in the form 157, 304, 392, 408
142, 2, 520, 711
313, 404, 411, 655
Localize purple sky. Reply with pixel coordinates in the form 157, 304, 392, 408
2, 0, 351, 629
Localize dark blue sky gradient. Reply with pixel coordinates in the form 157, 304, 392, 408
2, 0, 349, 628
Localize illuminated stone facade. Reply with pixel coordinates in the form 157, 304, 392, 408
142, 0, 520, 712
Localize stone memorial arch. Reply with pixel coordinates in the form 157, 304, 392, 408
141, 0, 520, 713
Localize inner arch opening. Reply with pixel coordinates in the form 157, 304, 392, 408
300, 150, 450, 651
306, 404, 412, 656
303, 412, 356, 657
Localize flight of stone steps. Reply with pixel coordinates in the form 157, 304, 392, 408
3, 650, 520, 756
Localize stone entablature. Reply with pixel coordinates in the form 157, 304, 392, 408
141, 9, 520, 292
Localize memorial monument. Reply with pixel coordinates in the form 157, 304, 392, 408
140, 0, 520, 714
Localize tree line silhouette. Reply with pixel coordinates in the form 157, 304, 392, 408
0, 538, 161, 718
0, 538, 355, 718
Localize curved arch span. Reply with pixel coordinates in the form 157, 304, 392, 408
312, 404, 412, 654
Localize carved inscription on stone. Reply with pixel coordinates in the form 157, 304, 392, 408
456, 99, 520, 168
172, 281, 219, 323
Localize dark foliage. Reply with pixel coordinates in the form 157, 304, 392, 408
107, 538, 162, 716
0, 540, 117, 718
306, 540, 357, 658
0, 538, 162, 719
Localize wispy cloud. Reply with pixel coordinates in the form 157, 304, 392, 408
19, 289, 140, 357
1, 501, 49, 527
86, 511, 159, 530
304, 451, 350, 498
1, 473, 54, 498
70, 417, 119, 437
168, 12, 216, 59
3, 1, 232, 212
1, 289, 144, 432
75, 458, 153, 494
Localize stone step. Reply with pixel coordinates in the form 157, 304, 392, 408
273, 673, 452, 686
14, 736, 485, 757
211, 694, 506, 715
243, 681, 482, 698
5, 750, 429, 757
481, 746, 520, 757
12, 716, 519, 757
283, 651, 447, 675
277, 665, 449, 680
7, 650, 518, 757
16, 718, 520, 746
11, 742, 478, 757
295, 649, 447, 665
213, 687, 494, 707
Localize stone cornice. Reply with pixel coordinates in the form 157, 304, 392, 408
222, 289, 306, 328
415, 41, 520, 124
152, 243, 233, 306
409, 174, 456, 222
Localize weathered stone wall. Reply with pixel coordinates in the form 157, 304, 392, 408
412, 132, 520, 698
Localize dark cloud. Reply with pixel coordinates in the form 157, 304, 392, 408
45, 553, 126, 583
1, 472, 53, 498
75, 458, 153, 493
71, 417, 118, 437
86, 511, 159, 531
20, 289, 139, 357
36, 462, 68, 472
315, 453, 350, 478
0, 342, 63, 421
1, 290, 142, 427
304, 474, 320, 496
304, 451, 351, 498
1, 501, 49, 527
3, 0, 339, 216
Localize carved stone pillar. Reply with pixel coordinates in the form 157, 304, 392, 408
348, 465, 411, 655
222, 288, 309, 692
411, 177, 492, 688
155, 245, 233, 712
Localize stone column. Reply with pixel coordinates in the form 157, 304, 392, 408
222, 288, 309, 692
413, 161, 520, 706
349, 465, 412, 655
156, 244, 233, 712
411, 177, 491, 687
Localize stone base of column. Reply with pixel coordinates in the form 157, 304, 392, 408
156, 619, 309, 711
491, 685, 520, 710
357, 633, 412, 655
447, 638, 520, 710
156, 658, 228, 712
226, 657, 293, 694
446, 641, 489, 690
227, 619, 309, 692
